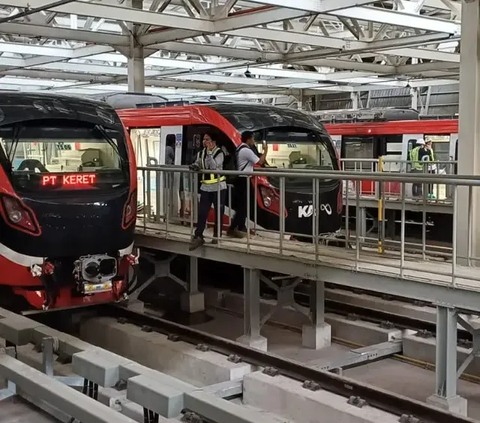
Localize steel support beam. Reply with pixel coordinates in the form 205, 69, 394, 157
236, 268, 267, 351
126, 0, 146, 93
0, 22, 128, 46
426, 307, 467, 416
180, 256, 204, 313
9, 0, 214, 31
332, 6, 461, 34
309, 341, 402, 373
302, 280, 331, 349
243, 1, 379, 13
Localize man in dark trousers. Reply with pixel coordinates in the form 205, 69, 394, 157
227, 131, 268, 238
189, 133, 227, 250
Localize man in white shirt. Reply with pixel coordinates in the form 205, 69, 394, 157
227, 131, 268, 238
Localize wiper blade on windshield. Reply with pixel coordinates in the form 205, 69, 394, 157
6, 125, 21, 173
93, 124, 125, 164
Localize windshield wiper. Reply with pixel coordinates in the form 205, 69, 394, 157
93, 124, 124, 160
6, 125, 21, 173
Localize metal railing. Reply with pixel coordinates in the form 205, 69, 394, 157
135, 165, 480, 287
340, 158, 457, 202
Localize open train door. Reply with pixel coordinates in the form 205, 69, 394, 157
159, 125, 183, 221
130, 125, 183, 220
402, 133, 423, 197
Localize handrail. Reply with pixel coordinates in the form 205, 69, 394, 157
137, 165, 480, 186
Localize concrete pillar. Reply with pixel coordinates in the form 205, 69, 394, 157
457, 0, 480, 263
126, 0, 145, 93
128, 48, 145, 93
426, 307, 467, 416
237, 268, 267, 351
180, 257, 205, 314
302, 281, 331, 349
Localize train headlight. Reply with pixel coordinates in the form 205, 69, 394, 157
0, 194, 41, 236
259, 185, 281, 215
8, 210, 22, 223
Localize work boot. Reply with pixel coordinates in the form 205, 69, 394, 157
226, 229, 246, 239
212, 238, 218, 245
189, 236, 205, 251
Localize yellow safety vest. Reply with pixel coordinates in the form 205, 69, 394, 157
200, 147, 226, 184
409, 147, 422, 170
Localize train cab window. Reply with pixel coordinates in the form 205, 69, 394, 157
424, 135, 451, 174
0, 120, 128, 191
341, 136, 374, 171
257, 129, 335, 170
424, 135, 450, 161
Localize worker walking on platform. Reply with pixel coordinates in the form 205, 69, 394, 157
189, 133, 227, 250
227, 131, 268, 238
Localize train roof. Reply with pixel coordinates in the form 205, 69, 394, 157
118, 101, 329, 136
0, 91, 123, 127
313, 107, 420, 123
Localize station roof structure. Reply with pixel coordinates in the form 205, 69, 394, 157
0, 0, 462, 101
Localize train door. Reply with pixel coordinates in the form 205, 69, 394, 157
130, 126, 183, 220
424, 134, 451, 200
340, 135, 376, 197
449, 133, 458, 173
160, 126, 183, 221
402, 134, 423, 164
130, 127, 159, 217
402, 134, 423, 198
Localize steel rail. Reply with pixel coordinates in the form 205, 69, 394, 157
107, 305, 475, 423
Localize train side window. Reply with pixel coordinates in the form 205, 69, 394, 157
341, 136, 374, 171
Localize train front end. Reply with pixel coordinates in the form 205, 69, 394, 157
0, 93, 137, 311
213, 104, 343, 239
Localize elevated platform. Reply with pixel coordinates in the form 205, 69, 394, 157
135, 220, 480, 314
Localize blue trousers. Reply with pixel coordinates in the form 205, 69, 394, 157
195, 189, 226, 238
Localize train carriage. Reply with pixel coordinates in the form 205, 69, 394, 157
112, 95, 343, 240
0, 92, 138, 311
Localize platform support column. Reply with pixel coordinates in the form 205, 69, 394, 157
457, 0, 480, 264
302, 281, 331, 349
180, 257, 205, 314
126, 0, 145, 93
237, 268, 267, 351
426, 306, 467, 416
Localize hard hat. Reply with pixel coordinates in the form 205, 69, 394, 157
416, 139, 425, 145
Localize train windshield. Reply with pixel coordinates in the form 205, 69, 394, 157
256, 128, 336, 191
260, 129, 335, 170
0, 120, 129, 192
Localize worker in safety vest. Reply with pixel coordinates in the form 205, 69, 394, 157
189, 132, 227, 250
408, 139, 425, 196
420, 140, 436, 199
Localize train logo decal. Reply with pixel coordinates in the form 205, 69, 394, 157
298, 204, 332, 218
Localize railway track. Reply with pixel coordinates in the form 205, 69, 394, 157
104, 304, 475, 423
